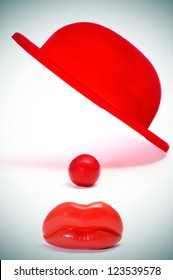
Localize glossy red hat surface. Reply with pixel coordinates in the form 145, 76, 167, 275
12, 22, 169, 152
42, 201, 123, 249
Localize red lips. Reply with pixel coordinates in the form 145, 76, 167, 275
43, 202, 123, 249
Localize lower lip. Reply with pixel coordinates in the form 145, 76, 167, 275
43, 202, 123, 250
44, 227, 121, 250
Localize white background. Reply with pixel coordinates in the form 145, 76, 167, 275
0, 0, 173, 259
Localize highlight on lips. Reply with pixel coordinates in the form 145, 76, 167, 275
42, 201, 123, 250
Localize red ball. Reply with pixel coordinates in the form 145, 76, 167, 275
68, 154, 101, 187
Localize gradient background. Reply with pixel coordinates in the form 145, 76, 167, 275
0, 0, 173, 259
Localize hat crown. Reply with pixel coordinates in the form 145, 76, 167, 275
41, 22, 161, 128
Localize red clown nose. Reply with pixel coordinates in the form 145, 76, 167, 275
12, 22, 169, 152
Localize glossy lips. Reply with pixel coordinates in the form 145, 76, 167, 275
43, 202, 123, 249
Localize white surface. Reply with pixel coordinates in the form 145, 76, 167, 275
0, 0, 173, 259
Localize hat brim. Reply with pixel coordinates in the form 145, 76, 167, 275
12, 32, 169, 152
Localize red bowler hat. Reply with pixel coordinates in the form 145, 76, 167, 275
12, 22, 169, 152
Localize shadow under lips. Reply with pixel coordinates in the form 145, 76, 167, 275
39, 243, 120, 254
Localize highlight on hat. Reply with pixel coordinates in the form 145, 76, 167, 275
12, 22, 169, 152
